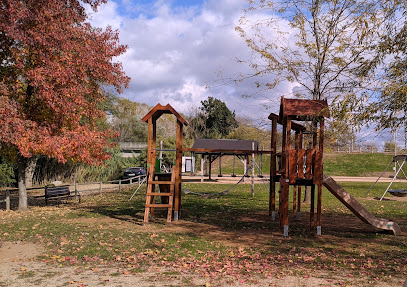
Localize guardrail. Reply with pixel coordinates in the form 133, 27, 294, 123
0, 174, 147, 210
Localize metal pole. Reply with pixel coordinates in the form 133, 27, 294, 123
6, 190, 10, 211
380, 160, 405, 201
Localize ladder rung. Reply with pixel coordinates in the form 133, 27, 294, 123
146, 204, 172, 208
149, 180, 174, 185
147, 192, 173, 196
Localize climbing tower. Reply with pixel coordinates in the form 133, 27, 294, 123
141, 104, 188, 223
269, 97, 329, 236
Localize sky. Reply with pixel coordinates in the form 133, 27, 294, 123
87, 0, 405, 148
87, 0, 283, 122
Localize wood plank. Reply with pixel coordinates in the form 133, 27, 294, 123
288, 150, 297, 184
297, 148, 305, 178
305, 149, 314, 179
146, 193, 172, 196
149, 181, 174, 185
146, 204, 172, 208
313, 150, 323, 185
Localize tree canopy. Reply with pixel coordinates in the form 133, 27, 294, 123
189, 97, 238, 139
0, 0, 130, 209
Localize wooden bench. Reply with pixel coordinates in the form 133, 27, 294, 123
45, 185, 80, 206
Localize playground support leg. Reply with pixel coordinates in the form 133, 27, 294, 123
281, 178, 289, 233
269, 179, 276, 220
293, 185, 297, 217
296, 186, 301, 221
310, 184, 315, 232
316, 183, 322, 235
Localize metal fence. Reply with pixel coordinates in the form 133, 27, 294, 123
327, 146, 406, 154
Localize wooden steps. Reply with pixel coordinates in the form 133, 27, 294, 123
144, 171, 175, 224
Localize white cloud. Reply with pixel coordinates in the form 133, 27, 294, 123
87, 0, 286, 121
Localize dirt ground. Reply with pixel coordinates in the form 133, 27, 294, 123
1, 215, 406, 287
1, 240, 405, 287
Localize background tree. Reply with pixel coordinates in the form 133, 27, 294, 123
236, 1, 393, 104
227, 117, 270, 148
0, 157, 15, 188
236, 0, 402, 202
191, 97, 238, 139
0, 0, 130, 210
110, 98, 149, 142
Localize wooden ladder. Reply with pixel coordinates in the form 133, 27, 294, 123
144, 171, 175, 224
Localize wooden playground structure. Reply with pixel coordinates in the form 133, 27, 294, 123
141, 97, 401, 236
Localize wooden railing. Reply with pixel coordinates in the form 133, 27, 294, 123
0, 174, 146, 210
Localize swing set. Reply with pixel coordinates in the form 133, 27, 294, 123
366, 155, 407, 200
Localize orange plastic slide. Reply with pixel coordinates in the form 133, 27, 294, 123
323, 176, 401, 236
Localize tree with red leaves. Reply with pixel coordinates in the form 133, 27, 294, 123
0, 0, 130, 210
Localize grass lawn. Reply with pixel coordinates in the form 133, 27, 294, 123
0, 182, 406, 286
197, 153, 406, 178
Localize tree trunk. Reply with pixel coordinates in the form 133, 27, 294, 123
303, 186, 311, 203
25, 156, 38, 188
17, 154, 29, 211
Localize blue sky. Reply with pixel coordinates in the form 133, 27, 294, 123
87, 0, 403, 148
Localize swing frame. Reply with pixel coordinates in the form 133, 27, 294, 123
379, 155, 407, 201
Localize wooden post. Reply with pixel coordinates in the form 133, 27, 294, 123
310, 184, 315, 231
270, 116, 277, 219
297, 131, 303, 220
208, 155, 212, 180
293, 132, 299, 216
251, 143, 255, 197
281, 117, 289, 236
173, 119, 183, 221
99, 181, 102, 195
119, 179, 122, 192
232, 155, 236, 177
200, 158, 204, 182
316, 118, 324, 235
218, 154, 222, 177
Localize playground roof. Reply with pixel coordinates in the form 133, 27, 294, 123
141, 103, 188, 126
279, 97, 329, 120
190, 139, 258, 155
268, 113, 306, 132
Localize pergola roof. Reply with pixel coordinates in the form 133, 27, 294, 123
141, 103, 188, 126
279, 97, 329, 120
191, 139, 258, 155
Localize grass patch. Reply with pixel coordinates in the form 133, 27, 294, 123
196, 153, 406, 177
323, 153, 406, 177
